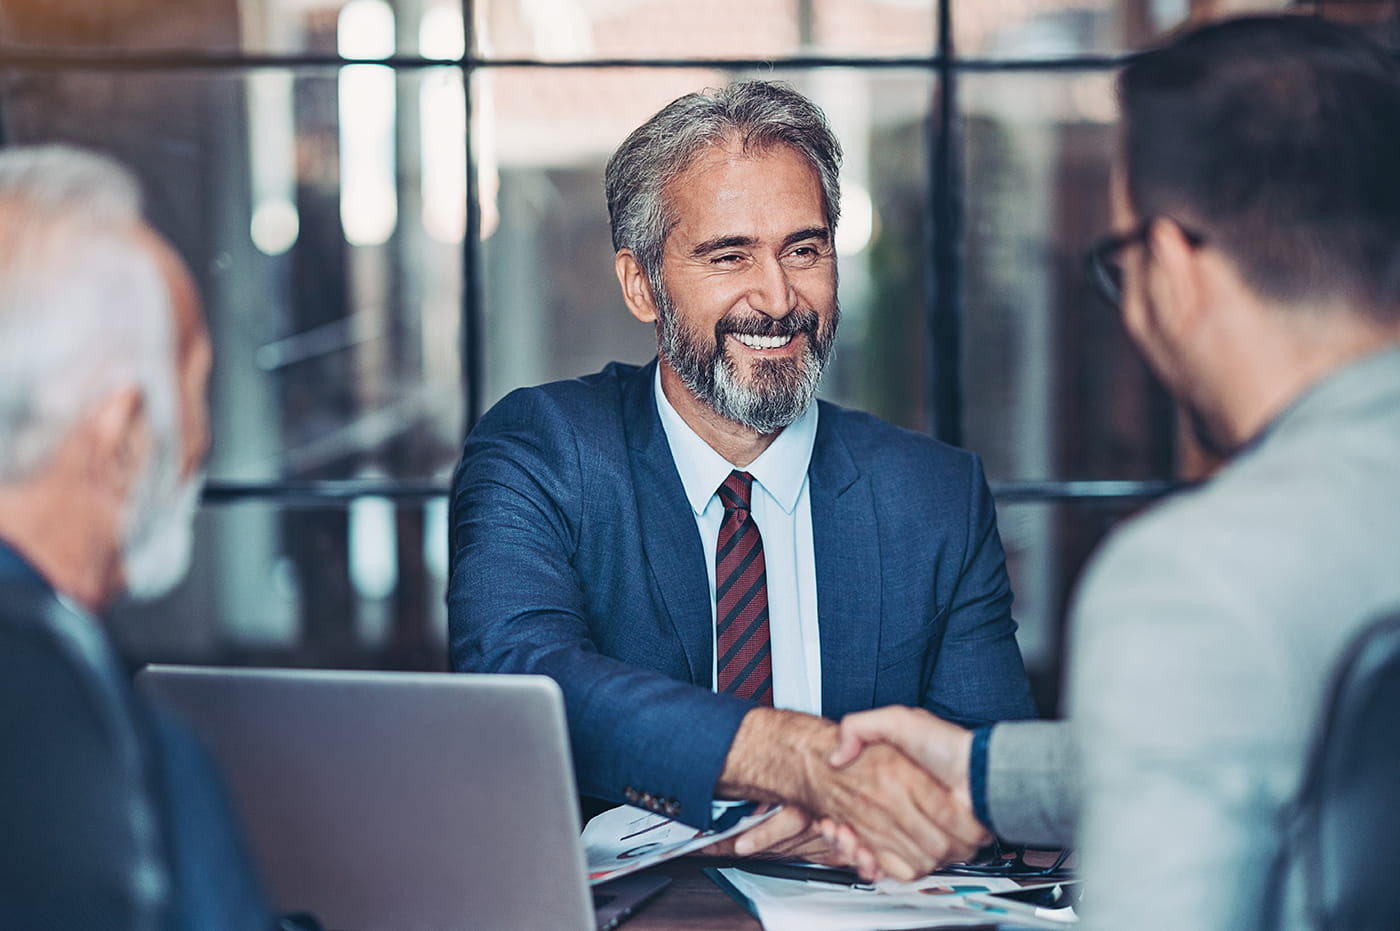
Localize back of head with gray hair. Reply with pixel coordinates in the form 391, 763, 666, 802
0, 145, 178, 483
605, 80, 843, 290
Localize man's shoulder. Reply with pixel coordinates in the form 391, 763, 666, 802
0, 575, 121, 759
1095, 402, 1399, 570
477, 361, 648, 431
0, 568, 74, 643
1074, 418, 1400, 633
816, 400, 978, 475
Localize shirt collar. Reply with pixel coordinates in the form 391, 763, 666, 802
653, 364, 818, 515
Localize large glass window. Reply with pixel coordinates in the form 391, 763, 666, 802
4, 0, 1389, 710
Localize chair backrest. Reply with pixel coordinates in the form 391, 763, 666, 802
1294, 609, 1400, 931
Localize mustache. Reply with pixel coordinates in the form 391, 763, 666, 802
715, 308, 820, 339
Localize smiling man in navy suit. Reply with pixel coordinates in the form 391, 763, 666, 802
448, 80, 1036, 879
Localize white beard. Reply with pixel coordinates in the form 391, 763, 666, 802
122, 459, 201, 601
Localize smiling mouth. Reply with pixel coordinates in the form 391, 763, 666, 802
730, 332, 795, 350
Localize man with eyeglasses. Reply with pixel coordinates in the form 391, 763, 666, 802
824, 14, 1400, 930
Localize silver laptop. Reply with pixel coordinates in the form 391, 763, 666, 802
137, 666, 669, 931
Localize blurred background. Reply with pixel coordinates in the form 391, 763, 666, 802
1, 0, 1393, 714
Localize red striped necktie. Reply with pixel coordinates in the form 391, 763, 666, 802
715, 470, 774, 705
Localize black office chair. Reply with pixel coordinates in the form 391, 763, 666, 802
1290, 609, 1400, 931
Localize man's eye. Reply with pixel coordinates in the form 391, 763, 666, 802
786, 246, 822, 266
711, 253, 743, 265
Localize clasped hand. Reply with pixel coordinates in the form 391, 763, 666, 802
710, 707, 987, 881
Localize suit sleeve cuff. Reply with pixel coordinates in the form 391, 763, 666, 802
969, 725, 994, 832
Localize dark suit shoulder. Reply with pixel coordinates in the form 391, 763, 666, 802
454, 362, 654, 547
816, 401, 980, 489
0, 587, 168, 930
477, 361, 645, 434
0, 585, 118, 740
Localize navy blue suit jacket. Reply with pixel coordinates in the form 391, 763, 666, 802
0, 540, 272, 930
448, 361, 1035, 828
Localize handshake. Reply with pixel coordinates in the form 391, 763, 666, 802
708, 706, 987, 881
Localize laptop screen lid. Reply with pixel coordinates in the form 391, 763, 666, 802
137, 666, 600, 931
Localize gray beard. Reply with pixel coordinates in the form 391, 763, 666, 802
655, 282, 837, 435
122, 446, 201, 601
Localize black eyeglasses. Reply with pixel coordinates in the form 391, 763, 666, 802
1084, 218, 1205, 309
941, 840, 1075, 879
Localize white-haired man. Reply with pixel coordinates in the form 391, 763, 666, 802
0, 145, 272, 929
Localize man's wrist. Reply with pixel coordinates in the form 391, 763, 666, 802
714, 706, 834, 808
968, 725, 994, 832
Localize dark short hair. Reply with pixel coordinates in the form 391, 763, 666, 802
1120, 15, 1400, 319
604, 80, 843, 289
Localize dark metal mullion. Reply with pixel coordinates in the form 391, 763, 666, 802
461, 0, 484, 433
202, 481, 449, 506
988, 480, 1181, 501
0, 48, 1137, 73
928, 0, 961, 445
198, 478, 1181, 506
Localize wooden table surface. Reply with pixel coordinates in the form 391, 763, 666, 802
624, 858, 762, 930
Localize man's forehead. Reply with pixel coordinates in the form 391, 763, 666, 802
661, 140, 826, 242
673, 136, 813, 185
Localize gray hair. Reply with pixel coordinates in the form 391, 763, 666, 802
0, 145, 178, 483
605, 80, 843, 289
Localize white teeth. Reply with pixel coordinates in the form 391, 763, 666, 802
733, 333, 793, 350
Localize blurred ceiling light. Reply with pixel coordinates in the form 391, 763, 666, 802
350, 494, 398, 601
338, 0, 397, 246
473, 74, 501, 241
338, 0, 394, 59
251, 197, 300, 255
420, 4, 466, 61
421, 5, 467, 243
421, 74, 467, 243
837, 181, 875, 256
247, 70, 298, 255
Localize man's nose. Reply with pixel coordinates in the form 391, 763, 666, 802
747, 257, 798, 318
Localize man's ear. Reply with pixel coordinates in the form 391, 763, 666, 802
1146, 217, 1207, 337
85, 386, 149, 500
614, 249, 660, 324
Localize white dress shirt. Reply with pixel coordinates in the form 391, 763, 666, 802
653, 368, 823, 715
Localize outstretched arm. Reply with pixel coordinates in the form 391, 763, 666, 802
828, 707, 1077, 873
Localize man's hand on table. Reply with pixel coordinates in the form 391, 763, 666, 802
698, 804, 845, 864
711, 707, 988, 880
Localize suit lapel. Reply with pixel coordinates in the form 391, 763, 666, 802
622, 361, 714, 687
811, 407, 882, 718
